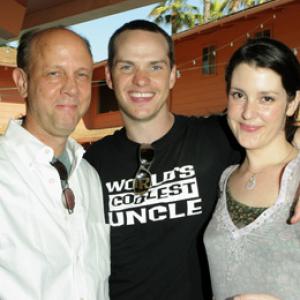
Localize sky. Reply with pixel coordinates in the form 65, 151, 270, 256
70, 3, 159, 63
70, 0, 202, 63
8, 0, 202, 63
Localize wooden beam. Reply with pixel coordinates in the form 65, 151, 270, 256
22, 0, 158, 30
0, 0, 26, 39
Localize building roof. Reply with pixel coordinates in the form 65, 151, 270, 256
173, 0, 295, 41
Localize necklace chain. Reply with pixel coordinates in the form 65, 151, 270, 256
245, 174, 257, 190
245, 147, 295, 191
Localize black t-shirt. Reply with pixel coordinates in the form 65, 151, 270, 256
85, 115, 241, 300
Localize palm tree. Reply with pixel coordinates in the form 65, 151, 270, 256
203, 0, 211, 23
225, 0, 271, 13
149, 0, 271, 33
202, 0, 229, 23
149, 0, 202, 34
209, 0, 228, 21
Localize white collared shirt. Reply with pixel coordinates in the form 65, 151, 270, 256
0, 120, 110, 300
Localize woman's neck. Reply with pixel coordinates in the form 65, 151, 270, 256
243, 141, 297, 173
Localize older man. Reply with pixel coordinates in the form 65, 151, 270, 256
0, 27, 110, 300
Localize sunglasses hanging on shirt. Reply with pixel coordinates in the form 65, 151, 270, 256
134, 144, 154, 195
51, 158, 75, 214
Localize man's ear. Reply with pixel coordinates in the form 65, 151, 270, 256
105, 64, 113, 90
287, 91, 300, 117
12, 68, 28, 98
169, 65, 177, 90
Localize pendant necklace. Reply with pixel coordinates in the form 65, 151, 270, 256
245, 147, 295, 191
245, 173, 257, 190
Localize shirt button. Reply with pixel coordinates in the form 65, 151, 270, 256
45, 149, 51, 155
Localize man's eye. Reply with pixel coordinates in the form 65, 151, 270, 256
78, 72, 90, 79
48, 71, 59, 77
120, 65, 132, 71
152, 65, 163, 71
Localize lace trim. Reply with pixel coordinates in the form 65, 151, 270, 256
226, 187, 267, 228
215, 151, 300, 239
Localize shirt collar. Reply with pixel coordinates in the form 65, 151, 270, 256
3, 119, 84, 172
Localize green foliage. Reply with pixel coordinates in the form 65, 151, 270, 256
149, 0, 202, 34
149, 0, 272, 34
207, 0, 228, 21
224, 0, 272, 13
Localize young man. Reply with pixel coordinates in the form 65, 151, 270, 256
85, 20, 300, 300
0, 27, 110, 299
85, 19, 237, 300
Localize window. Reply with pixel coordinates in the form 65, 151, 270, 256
202, 46, 216, 75
97, 81, 119, 113
255, 29, 271, 38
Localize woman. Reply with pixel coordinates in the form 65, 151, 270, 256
204, 38, 300, 300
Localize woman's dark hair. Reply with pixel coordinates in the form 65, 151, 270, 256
225, 38, 300, 141
107, 19, 175, 70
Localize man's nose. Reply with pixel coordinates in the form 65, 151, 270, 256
61, 75, 79, 96
132, 69, 150, 86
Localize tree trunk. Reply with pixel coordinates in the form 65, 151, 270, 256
232, 0, 241, 12
203, 0, 211, 23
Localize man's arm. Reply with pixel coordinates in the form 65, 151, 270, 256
289, 199, 300, 224
291, 127, 300, 223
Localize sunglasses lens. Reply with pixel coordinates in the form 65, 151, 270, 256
134, 169, 152, 194
51, 159, 76, 214
140, 146, 154, 166
63, 188, 75, 213
134, 144, 154, 195
51, 160, 68, 180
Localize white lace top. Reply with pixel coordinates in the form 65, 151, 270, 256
204, 152, 300, 300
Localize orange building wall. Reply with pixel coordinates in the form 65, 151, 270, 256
0, 65, 24, 134
0, 66, 23, 103
0, 102, 25, 133
172, 0, 300, 116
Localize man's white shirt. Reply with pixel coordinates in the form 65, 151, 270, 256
0, 120, 110, 300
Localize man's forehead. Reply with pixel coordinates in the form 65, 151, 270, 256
33, 30, 82, 50
30, 31, 91, 58
114, 31, 169, 58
